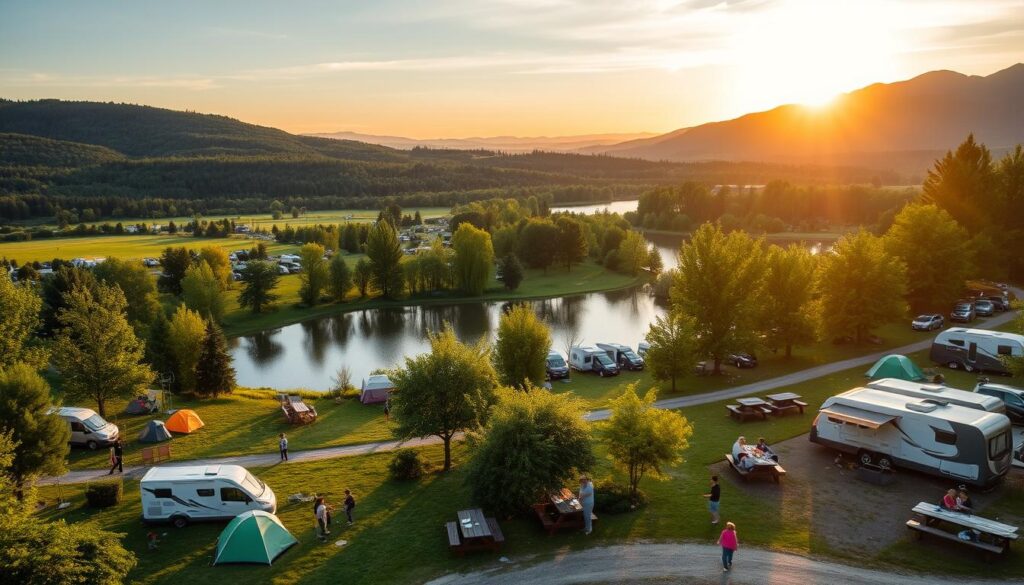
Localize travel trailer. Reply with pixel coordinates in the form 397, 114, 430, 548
929, 328, 1024, 374
569, 346, 620, 377
866, 378, 1006, 415
596, 343, 645, 371
48, 407, 119, 450
141, 465, 277, 528
810, 387, 1013, 487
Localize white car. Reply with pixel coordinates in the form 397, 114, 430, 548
911, 314, 944, 331
278, 265, 290, 274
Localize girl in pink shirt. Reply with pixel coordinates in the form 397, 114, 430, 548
718, 521, 738, 571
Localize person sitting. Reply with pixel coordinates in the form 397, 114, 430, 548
731, 436, 755, 470
942, 488, 967, 512
957, 486, 974, 512
755, 437, 778, 462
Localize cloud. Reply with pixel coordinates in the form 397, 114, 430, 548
1, 72, 220, 91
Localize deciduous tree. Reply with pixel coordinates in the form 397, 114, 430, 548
198, 246, 233, 289
181, 261, 226, 322
518, 218, 559, 272
0, 275, 47, 370
884, 204, 970, 311
328, 253, 353, 302
556, 215, 588, 271
298, 243, 329, 306
168, 305, 207, 394
354, 258, 372, 296
366, 220, 404, 298
498, 253, 524, 291
762, 244, 817, 358
157, 246, 194, 295
94, 257, 161, 333
616, 230, 649, 276
493, 304, 551, 389
452, 223, 494, 296
644, 312, 697, 392
390, 325, 497, 471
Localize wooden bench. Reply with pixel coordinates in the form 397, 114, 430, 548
726, 454, 785, 483
906, 519, 1007, 558
726, 405, 769, 421
793, 400, 808, 413
446, 521, 462, 549
446, 518, 504, 555
487, 517, 505, 544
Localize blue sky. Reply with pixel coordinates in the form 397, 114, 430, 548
2, 0, 1022, 136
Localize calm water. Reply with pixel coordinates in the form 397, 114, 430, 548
553, 200, 639, 216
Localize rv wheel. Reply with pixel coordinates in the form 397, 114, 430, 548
86, 440, 99, 450
877, 456, 893, 470
947, 361, 959, 370
963, 363, 975, 373
599, 370, 606, 377
858, 450, 874, 466
172, 516, 189, 529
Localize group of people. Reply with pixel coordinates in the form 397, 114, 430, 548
730, 436, 778, 471
313, 490, 357, 542
941, 486, 974, 513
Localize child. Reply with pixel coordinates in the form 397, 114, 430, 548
702, 475, 721, 525
147, 531, 159, 550
718, 522, 738, 572
344, 489, 356, 525
279, 433, 288, 461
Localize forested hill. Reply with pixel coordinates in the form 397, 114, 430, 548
0, 99, 898, 221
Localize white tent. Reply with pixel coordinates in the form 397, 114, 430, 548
360, 375, 395, 404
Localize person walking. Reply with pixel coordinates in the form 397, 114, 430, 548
578, 475, 595, 536
108, 438, 123, 475
703, 475, 721, 524
314, 496, 330, 541
383, 398, 391, 422
718, 521, 738, 572
343, 489, 356, 525
279, 433, 288, 461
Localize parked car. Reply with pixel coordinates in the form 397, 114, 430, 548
142, 257, 160, 267
984, 295, 1010, 312
277, 265, 290, 275
911, 314, 945, 331
974, 381, 1024, 424
545, 350, 570, 380
974, 299, 995, 317
727, 352, 758, 368
950, 302, 976, 323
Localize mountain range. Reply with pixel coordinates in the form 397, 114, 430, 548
305, 131, 657, 153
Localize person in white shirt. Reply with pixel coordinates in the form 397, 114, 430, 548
315, 497, 330, 541
731, 436, 755, 470
279, 433, 288, 461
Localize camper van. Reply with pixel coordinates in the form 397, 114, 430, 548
810, 387, 1013, 487
930, 328, 1024, 374
141, 465, 277, 528
866, 378, 1006, 415
545, 350, 570, 380
49, 407, 119, 450
569, 346, 620, 377
596, 343, 645, 371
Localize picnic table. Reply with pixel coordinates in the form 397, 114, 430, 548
765, 392, 808, 415
280, 395, 317, 424
726, 397, 771, 421
906, 501, 1019, 558
532, 488, 598, 536
445, 508, 504, 555
725, 446, 786, 483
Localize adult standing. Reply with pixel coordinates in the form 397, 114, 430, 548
107, 438, 123, 475
718, 521, 738, 572
314, 496, 330, 541
279, 433, 288, 461
343, 489, 356, 525
703, 475, 721, 524
383, 398, 391, 422
578, 475, 595, 536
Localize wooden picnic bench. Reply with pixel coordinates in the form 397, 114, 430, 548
446, 508, 505, 556
532, 488, 599, 536
140, 444, 171, 465
906, 502, 1018, 560
281, 395, 318, 424
764, 392, 808, 415
726, 404, 770, 421
725, 453, 786, 483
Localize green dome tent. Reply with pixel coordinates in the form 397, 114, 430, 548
213, 511, 297, 566
138, 420, 172, 443
865, 354, 926, 382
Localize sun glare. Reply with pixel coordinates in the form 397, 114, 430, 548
727, 0, 904, 112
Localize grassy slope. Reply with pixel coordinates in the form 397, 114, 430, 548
40, 346, 1020, 585
0, 235, 298, 264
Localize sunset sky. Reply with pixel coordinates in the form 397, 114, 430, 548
2, 0, 1022, 137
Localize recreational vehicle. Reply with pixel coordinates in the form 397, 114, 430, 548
866, 378, 1006, 415
810, 387, 1013, 487
569, 346, 620, 377
48, 407, 119, 450
929, 328, 1024, 374
596, 343, 645, 371
141, 465, 277, 528
545, 350, 570, 380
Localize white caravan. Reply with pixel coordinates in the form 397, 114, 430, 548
568, 346, 620, 377
810, 387, 1013, 487
930, 328, 1024, 375
866, 378, 1006, 415
141, 464, 277, 528
49, 406, 119, 450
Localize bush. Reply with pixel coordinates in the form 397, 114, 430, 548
85, 479, 123, 508
389, 448, 426, 481
593, 480, 646, 514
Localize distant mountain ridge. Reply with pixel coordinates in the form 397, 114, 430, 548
582, 64, 1024, 169
306, 131, 657, 153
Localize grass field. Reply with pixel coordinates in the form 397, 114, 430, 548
0, 234, 300, 264
39, 346, 1022, 585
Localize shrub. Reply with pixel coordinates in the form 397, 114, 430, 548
85, 479, 123, 508
389, 449, 426, 481
593, 480, 646, 514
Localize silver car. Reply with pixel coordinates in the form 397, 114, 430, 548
911, 314, 944, 331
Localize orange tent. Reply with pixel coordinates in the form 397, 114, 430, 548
165, 409, 205, 434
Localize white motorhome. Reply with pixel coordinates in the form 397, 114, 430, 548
568, 346, 620, 377
596, 342, 645, 371
810, 387, 1013, 487
866, 378, 1006, 415
48, 407, 119, 450
929, 328, 1024, 375
141, 465, 277, 528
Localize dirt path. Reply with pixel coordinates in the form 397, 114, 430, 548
424, 543, 1022, 585
39, 291, 1021, 487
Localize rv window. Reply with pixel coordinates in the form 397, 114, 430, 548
826, 417, 844, 425
196, 489, 214, 497
988, 432, 1010, 460
221, 487, 249, 502
584, 356, 591, 364
70, 421, 86, 432
949, 339, 964, 347
997, 345, 1013, 356
153, 488, 173, 498
1005, 393, 1024, 407
933, 429, 957, 445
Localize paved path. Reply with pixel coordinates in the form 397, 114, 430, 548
39, 293, 1020, 487
424, 543, 1022, 585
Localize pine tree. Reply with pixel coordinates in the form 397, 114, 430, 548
193, 320, 236, 398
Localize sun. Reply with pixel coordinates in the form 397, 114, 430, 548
726, 0, 904, 112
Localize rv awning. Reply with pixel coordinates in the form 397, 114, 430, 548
820, 404, 897, 429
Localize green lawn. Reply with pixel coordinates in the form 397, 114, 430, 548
0, 234, 299, 264
40, 347, 1020, 585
